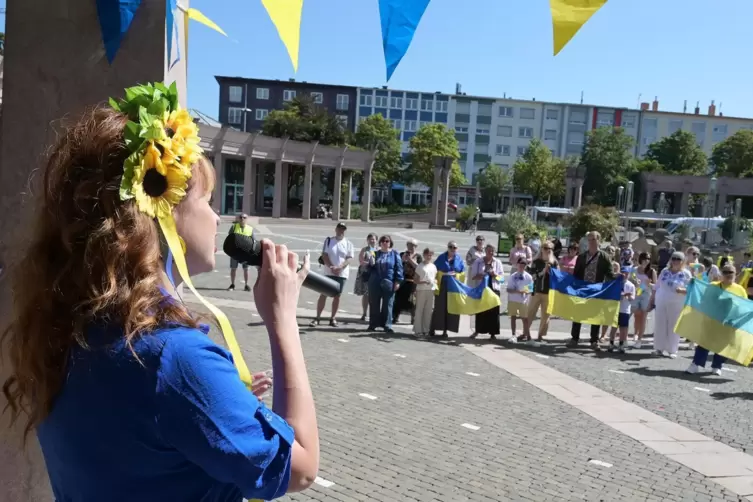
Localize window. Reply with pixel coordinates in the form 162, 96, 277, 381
621, 115, 636, 128
544, 129, 557, 141
477, 104, 493, 116
256, 87, 269, 100
668, 120, 683, 134
569, 110, 587, 124
390, 119, 401, 130
596, 112, 614, 127
390, 96, 403, 108
499, 106, 513, 118
421, 99, 434, 111
436, 101, 448, 112
360, 94, 373, 106
520, 108, 535, 120
495, 144, 511, 156
476, 127, 490, 135
712, 124, 728, 141
497, 125, 512, 137
227, 107, 243, 124
336, 115, 348, 127
692, 121, 706, 146
568, 131, 584, 145
406, 98, 418, 110
458, 142, 468, 153
546, 109, 559, 120
517, 146, 527, 156
229, 86, 242, 103
519, 127, 533, 138
283, 89, 296, 101
402, 120, 416, 132
455, 126, 469, 133
255, 109, 269, 121
310, 92, 324, 104
336, 94, 350, 110
375, 95, 388, 107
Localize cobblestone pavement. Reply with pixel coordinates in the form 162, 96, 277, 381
182, 223, 749, 500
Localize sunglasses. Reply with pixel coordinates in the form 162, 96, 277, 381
722, 270, 735, 276
448, 246, 457, 249
476, 238, 484, 242
671, 257, 682, 261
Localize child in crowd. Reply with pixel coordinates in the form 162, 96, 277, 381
601, 261, 623, 340
508, 257, 533, 342
608, 266, 636, 353
413, 248, 437, 337
620, 241, 634, 267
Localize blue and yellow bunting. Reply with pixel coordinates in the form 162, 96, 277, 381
96, 0, 143, 63
547, 268, 622, 327
675, 279, 753, 366
379, 0, 431, 80
445, 276, 501, 316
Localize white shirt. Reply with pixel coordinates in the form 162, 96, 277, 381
323, 236, 354, 279
529, 239, 541, 256
655, 268, 692, 304
507, 271, 533, 304
416, 263, 438, 291
620, 280, 636, 314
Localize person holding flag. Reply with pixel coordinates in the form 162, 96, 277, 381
631, 252, 656, 350
430, 241, 465, 338
469, 244, 504, 339
525, 242, 558, 341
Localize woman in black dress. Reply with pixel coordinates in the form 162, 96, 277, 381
393, 239, 421, 323
470, 245, 504, 339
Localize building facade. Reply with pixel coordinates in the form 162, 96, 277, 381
216, 76, 358, 133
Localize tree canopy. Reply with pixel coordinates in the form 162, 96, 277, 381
645, 130, 708, 175
567, 204, 620, 242
511, 139, 566, 204
581, 127, 636, 205
406, 124, 466, 188
262, 94, 348, 146
477, 163, 509, 212
711, 129, 753, 178
352, 114, 403, 188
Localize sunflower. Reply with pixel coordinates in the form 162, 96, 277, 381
131, 141, 191, 219
164, 109, 203, 168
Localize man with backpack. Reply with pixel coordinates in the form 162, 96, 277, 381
310, 222, 354, 327
227, 213, 253, 291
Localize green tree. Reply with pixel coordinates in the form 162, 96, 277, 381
567, 204, 620, 242
511, 139, 566, 204
352, 114, 403, 189
0, 32, 5, 56
494, 207, 538, 238
405, 123, 466, 188
711, 129, 753, 178
478, 163, 509, 212
581, 127, 636, 205
645, 130, 708, 175
262, 94, 347, 146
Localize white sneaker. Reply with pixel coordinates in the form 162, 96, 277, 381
634, 340, 642, 350
712, 368, 722, 376
654, 350, 663, 356
668, 353, 677, 359
508, 337, 517, 344
661, 350, 670, 357
686, 363, 700, 374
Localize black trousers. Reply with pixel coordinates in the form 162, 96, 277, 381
571, 322, 600, 343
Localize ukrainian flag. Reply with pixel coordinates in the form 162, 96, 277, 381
738, 268, 752, 288
674, 279, 753, 366
445, 275, 501, 316
547, 268, 622, 327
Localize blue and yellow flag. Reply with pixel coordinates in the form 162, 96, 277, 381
445, 276, 501, 316
674, 279, 753, 366
547, 268, 622, 327
738, 268, 752, 288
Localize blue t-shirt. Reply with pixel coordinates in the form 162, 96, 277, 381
37, 323, 294, 502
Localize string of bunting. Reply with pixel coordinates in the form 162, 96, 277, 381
97, 0, 607, 79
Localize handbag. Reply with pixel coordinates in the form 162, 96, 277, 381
318, 237, 331, 266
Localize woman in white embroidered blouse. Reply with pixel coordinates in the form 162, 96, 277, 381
650, 251, 692, 358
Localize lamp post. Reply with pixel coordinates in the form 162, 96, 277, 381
616, 185, 624, 211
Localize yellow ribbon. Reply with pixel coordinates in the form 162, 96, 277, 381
159, 215, 252, 388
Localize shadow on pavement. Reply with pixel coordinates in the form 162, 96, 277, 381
711, 391, 753, 400
626, 366, 734, 384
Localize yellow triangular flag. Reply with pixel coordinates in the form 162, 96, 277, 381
187, 7, 227, 36
261, 0, 303, 72
550, 0, 607, 55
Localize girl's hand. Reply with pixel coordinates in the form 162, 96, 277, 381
251, 371, 273, 399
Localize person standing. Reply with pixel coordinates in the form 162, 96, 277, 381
367, 235, 403, 333
413, 248, 437, 337
353, 233, 377, 321
528, 233, 542, 258
607, 267, 636, 353
431, 241, 466, 338
466, 236, 486, 284
526, 242, 558, 341
310, 222, 354, 328
686, 264, 746, 375
568, 231, 615, 350
657, 240, 675, 273
227, 213, 254, 291
631, 252, 656, 350
469, 244, 504, 339
559, 243, 578, 275
393, 239, 422, 324
650, 251, 692, 358
509, 234, 533, 267
508, 258, 533, 342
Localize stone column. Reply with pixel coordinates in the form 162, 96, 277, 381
280, 163, 289, 217
272, 159, 284, 218
332, 163, 343, 221
0, 1, 187, 500
311, 167, 322, 216
441, 164, 451, 226
212, 152, 224, 214
564, 178, 573, 208
255, 162, 267, 212
715, 190, 727, 216
574, 183, 583, 209
302, 162, 313, 220
431, 158, 443, 226
646, 191, 655, 211
242, 154, 254, 215
679, 191, 690, 216
361, 159, 375, 222
343, 171, 353, 220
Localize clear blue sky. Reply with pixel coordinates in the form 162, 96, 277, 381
187, 0, 753, 119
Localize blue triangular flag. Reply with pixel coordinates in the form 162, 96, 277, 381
96, 0, 143, 64
378, 0, 431, 81
166, 0, 181, 69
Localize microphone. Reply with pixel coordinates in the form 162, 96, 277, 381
223, 233, 343, 298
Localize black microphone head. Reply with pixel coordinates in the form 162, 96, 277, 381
223, 233, 262, 267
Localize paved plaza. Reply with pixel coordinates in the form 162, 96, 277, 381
185, 221, 753, 501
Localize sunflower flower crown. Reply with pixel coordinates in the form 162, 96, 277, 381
110, 82, 202, 218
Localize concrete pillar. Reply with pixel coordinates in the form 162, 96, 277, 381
311, 167, 322, 215
431, 166, 442, 226
715, 191, 727, 216
441, 167, 451, 226
343, 171, 353, 220
332, 163, 343, 221
280, 163, 289, 218
212, 152, 224, 214
242, 155, 254, 215
361, 160, 374, 222
574, 183, 583, 209
564, 179, 573, 208
646, 190, 655, 210
272, 159, 283, 218
0, 1, 187, 500
679, 191, 690, 216
302, 162, 313, 220
255, 162, 267, 212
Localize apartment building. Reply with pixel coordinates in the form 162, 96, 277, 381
215, 76, 358, 133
